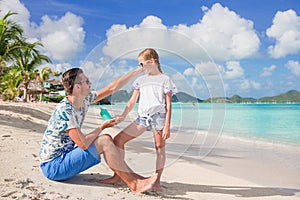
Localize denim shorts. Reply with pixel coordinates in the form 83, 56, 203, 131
135, 112, 166, 131
40, 143, 100, 181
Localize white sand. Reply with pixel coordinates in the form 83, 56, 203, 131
0, 101, 299, 200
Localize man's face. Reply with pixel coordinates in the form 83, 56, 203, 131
77, 73, 91, 96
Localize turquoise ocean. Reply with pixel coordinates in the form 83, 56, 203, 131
98, 103, 300, 146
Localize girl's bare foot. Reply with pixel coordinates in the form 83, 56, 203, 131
98, 175, 123, 186
131, 173, 158, 194
151, 184, 162, 192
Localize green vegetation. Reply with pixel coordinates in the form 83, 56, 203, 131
37, 95, 65, 103
0, 10, 55, 101
0, 66, 22, 100
258, 90, 300, 103
204, 90, 300, 103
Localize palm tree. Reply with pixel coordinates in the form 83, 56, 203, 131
34, 67, 54, 101
0, 66, 23, 100
53, 71, 62, 78
0, 11, 24, 78
12, 41, 52, 102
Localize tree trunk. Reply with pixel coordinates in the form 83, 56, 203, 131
23, 81, 29, 102
23, 88, 28, 102
40, 92, 43, 102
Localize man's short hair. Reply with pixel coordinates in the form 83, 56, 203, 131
62, 68, 83, 94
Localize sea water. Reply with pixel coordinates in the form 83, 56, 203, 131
98, 103, 300, 146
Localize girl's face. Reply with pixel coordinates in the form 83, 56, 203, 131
138, 57, 156, 74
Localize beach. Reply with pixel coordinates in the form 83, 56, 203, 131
0, 101, 300, 200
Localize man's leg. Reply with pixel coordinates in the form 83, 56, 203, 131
94, 134, 157, 194
99, 122, 146, 185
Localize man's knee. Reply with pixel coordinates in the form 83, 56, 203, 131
95, 134, 113, 152
97, 134, 113, 144
102, 134, 113, 141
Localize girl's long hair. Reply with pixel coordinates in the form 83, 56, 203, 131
138, 48, 163, 73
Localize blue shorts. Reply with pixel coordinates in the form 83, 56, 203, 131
40, 143, 100, 181
135, 112, 166, 131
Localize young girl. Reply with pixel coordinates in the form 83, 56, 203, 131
100, 48, 177, 191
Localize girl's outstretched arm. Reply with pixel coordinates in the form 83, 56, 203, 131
116, 90, 140, 123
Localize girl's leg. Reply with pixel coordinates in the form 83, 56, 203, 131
99, 122, 146, 185
152, 130, 166, 191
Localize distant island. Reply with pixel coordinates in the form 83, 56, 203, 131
95, 89, 300, 104
206, 90, 300, 103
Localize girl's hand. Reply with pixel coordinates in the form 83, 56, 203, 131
114, 115, 126, 124
162, 126, 170, 140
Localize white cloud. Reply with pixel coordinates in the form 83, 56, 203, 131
241, 80, 251, 90
183, 61, 226, 97
103, 3, 260, 62
103, 16, 206, 62
285, 60, 300, 76
0, 0, 85, 62
183, 61, 223, 79
170, 72, 195, 95
55, 63, 72, 74
251, 81, 261, 90
260, 64, 276, 77
183, 68, 196, 76
184, 61, 244, 80
0, 0, 37, 38
177, 3, 260, 61
223, 61, 244, 79
38, 12, 85, 61
183, 60, 246, 97
239, 79, 261, 91
266, 9, 300, 58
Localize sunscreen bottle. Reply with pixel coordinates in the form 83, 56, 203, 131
100, 108, 112, 120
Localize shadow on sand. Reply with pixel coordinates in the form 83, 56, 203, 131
63, 173, 300, 199
0, 105, 51, 132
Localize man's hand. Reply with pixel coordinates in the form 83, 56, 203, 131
100, 119, 116, 129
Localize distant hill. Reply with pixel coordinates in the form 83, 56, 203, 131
258, 90, 300, 103
172, 92, 202, 103
94, 89, 300, 104
203, 97, 231, 103
205, 90, 300, 103
108, 90, 133, 102
229, 95, 257, 103
95, 90, 202, 104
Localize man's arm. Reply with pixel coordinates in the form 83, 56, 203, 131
67, 119, 116, 150
94, 67, 142, 102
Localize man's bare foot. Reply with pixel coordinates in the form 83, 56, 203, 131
98, 175, 123, 186
131, 173, 158, 194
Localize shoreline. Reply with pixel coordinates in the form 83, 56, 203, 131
97, 103, 300, 147
0, 101, 299, 199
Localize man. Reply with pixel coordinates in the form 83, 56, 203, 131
39, 67, 157, 194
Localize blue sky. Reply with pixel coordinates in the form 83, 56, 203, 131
1, 0, 300, 99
